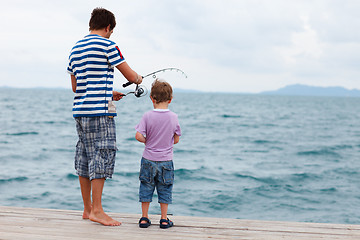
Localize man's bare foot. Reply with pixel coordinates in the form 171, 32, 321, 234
89, 210, 121, 226
82, 205, 92, 219
82, 210, 91, 219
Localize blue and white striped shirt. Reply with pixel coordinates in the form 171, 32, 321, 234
67, 34, 125, 117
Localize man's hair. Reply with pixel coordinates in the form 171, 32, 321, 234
151, 79, 173, 103
89, 8, 116, 31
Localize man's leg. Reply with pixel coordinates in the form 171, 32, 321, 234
79, 176, 92, 219
89, 178, 121, 226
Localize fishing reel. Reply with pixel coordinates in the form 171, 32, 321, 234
134, 85, 147, 98
121, 84, 148, 98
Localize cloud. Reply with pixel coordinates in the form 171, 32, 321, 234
0, 0, 360, 92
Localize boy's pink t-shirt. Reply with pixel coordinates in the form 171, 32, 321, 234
135, 109, 181, 161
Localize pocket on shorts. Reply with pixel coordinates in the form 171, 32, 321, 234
75, 140, 84, 171
94, 139, 117, 175
96, 138, 117, 150
139, 160, 153, 184
162, 163, 174, 185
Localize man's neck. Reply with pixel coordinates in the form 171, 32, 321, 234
90, 29, 107, 38
89, 25, 112, 39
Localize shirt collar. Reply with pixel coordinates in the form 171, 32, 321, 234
153, 109, 169, 112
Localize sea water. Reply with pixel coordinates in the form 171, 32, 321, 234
1, 88, 360, 224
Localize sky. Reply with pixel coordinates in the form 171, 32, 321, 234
1, 0, 360, 93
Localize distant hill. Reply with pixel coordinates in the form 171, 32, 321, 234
260, 84, 360, 97
173, 88, 202, 93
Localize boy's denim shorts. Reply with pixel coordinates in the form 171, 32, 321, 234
74, 116, 117, 181
139, 158, 174, 204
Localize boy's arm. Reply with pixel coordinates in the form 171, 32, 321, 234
174, 134, 180, 144
135, 131, 146, 143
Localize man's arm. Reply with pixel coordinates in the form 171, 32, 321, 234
116, 62, 142, 84
71, 75, 76, 93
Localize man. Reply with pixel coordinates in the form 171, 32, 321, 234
67, 7, 142, 226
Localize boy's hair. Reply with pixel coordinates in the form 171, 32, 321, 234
151, 79, 173, 104
89, 8, 116, 31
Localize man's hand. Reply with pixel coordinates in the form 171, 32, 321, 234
135, 74, 143, 85
113, 91, 124, 101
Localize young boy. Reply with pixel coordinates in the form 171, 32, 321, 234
67, 8, 142, 226
135, 79, 181, 229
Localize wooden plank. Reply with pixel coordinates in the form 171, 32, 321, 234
0, 206, 359, 240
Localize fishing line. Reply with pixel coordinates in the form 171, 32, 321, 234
122, 68, 187, 88
120, 68, 187, 98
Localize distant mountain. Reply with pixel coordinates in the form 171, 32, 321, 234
260, 84, 360, 97
173, 88, 202, 93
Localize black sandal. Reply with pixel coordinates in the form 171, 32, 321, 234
160, 218, 174, 229
139, 217, 151, 228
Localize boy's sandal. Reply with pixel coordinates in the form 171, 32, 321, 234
160, 218, 174, 229
139, 217, 151, 228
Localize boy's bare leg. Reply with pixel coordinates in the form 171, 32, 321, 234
79, 176, 92, 219
89, 178, 121, 226
160, 203, 169, 225
140, 202, 150, 223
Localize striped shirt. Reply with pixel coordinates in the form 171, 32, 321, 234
67, 34, 125, 117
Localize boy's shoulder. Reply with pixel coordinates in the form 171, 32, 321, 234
144, 110, 178, 120
146, 109, 177, 115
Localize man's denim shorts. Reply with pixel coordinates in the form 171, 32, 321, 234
139, 158, 174, 204
75, 116, 117, 181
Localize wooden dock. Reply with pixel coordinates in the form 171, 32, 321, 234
1, 206, 360, 239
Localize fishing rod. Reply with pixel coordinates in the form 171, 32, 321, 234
122, 68, 187, 88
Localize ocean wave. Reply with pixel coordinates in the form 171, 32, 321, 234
5, 132, 39, 136
262, 123, 277, 127
297, 148, 341, 157
329, 144, 353, 150
41, 191, 52, 197
319, 187, 337, 193
54, 148, 74, 153
124, 137, 137, 142
113, 171, 139, 177
252, 139, 282, 144
34, 121, 56, 124
233, 173, 279, 185
203, 193, 241, 211
66, 173, 78, 180
175, 167, 219, 182
253, 139, 271, 144
0, 176, 28, 183
221, 114, 242, 118
174, 148, 199, 154
333, 168, 359, 176
287, 173, 322, 184
244, 149, 270, 153
175, 167, 206, 176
